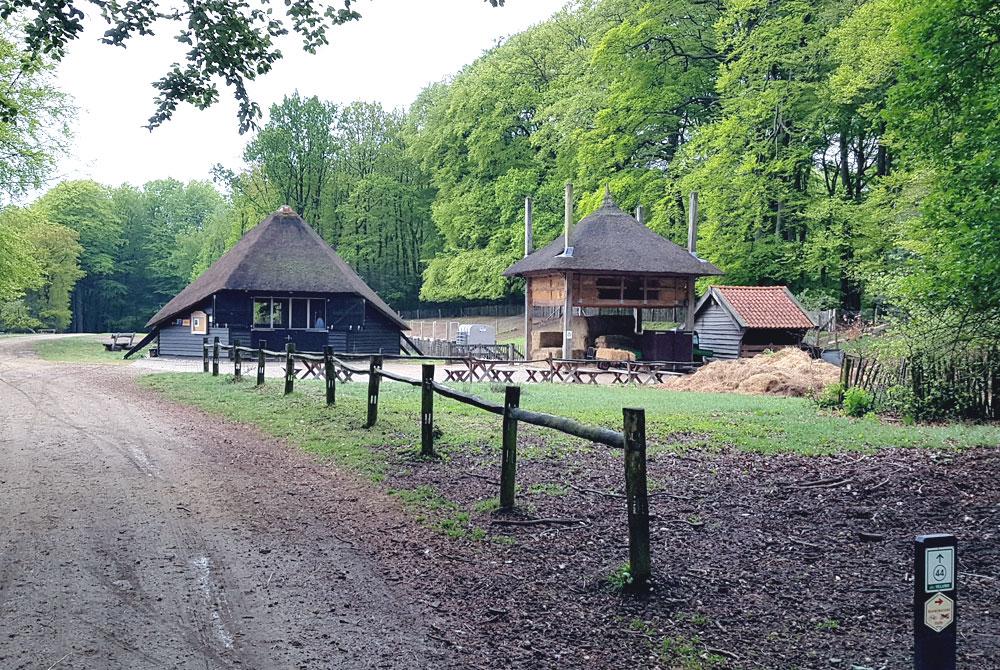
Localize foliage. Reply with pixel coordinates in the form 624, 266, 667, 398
0, 1, 505, 131
843, 387, 874, 417
815, 383, 844, 409
0, 23, 73, 203
223, 94, 437, 306
0, 216, 40, 302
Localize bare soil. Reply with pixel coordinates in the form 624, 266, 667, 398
0, 337, 450, 669
2, 336, 997, 669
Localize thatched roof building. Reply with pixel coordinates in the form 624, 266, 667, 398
136, 206, 407, 358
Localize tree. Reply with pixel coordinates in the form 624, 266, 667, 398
0, 217, 39, 302
0, 0, 503, 132
35, 180, 122, 331
0, 23, 73, 203
243, 93, 339, 229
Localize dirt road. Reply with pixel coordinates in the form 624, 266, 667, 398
0, 336, 449, 669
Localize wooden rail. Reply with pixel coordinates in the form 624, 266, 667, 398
204, 340, 653, 588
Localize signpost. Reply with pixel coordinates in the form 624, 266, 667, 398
914, 534, 957, 670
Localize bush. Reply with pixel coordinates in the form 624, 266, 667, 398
843, 387, 874, 417
815, 382, 845, 408
878, 384, 917, 421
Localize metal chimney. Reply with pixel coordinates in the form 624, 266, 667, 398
564, 182, 573, 252
687, 191, 699, 254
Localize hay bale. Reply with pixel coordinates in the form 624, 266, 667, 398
662, 348, 839, 397
596, 347, 635, 362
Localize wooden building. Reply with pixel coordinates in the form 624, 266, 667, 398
692, 285, 814, 359
504, 187, 722, 360
132, 206, 407, 358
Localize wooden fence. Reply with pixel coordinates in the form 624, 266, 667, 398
204, 336, 654, 588
409, 338, 525, 361
842, 348, 1000, 421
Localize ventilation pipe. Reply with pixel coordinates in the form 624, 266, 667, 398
687, 191, 699, 254
563, 182, 573, 253
684, 191, 699, 332
524, 196, 533, 360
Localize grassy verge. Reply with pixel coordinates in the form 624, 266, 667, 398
139, 372, 1000, 478
33, 334, 144, 364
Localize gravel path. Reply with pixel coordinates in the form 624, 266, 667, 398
0, 336, 450, 669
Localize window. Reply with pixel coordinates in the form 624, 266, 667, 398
253, 298, 272, 328
271, 299, 287, 328
291, 298, 309, 329
253, 297, 326, 329
309, 301, 326, 329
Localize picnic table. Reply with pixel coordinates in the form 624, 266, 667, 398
284, 358, 354, 382
102, 332, 135, 352
537, 358, 684, 385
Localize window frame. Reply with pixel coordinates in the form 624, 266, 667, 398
252, 296, 326, 330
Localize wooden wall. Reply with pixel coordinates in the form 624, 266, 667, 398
158, 324, 230, 357
692, 297, 742, 359
528, 273, 690, 309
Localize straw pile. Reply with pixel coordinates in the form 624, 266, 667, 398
662, 348, 839, 397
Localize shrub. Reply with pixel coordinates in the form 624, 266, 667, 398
843, 387, 874, 417
815, 382, 845, 408
878, 384, 917, 421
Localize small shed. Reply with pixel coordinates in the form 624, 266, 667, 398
693, 286, 814, 359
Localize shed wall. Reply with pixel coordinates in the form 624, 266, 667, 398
693, 299, 742, 359
347, 307, 401, 354
158, 325, 230, 357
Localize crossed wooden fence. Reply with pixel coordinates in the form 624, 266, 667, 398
202, 336, 653, 587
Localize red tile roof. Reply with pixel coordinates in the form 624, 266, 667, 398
713, 286, 815, 329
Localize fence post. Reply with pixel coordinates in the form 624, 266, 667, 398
500, 385, 520, 511
284, 343, 295, 395
202, 337, 209, 373
212, 336, 219, 377
365, 355, 382, 428
233, 338, 242, 380
421, 364, 435, 456
256, 345, 265, 386
623, 407, 651, 589
325, 345, 335, 406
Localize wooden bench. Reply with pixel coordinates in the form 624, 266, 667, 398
443, 366, 469, 382
486, 367, 517, 384
525, 367, 553, 383
102, 332, 135, 352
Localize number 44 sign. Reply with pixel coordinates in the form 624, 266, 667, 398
925, 546, 955, 592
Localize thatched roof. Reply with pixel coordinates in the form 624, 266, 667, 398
146, 207, 407, 329
503, 190, 723, 277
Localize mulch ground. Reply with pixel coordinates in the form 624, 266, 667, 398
141, 377, 1000, 669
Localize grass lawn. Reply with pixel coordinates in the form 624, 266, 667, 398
139, 372, 1000, 480
33, 334, 144, 364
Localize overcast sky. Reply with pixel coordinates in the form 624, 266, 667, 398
52, 0, 566, 188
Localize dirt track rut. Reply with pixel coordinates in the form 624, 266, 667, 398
0, 337, 448, 669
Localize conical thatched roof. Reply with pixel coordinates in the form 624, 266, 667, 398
147, 207, 407, 329
503, 190, 722, 277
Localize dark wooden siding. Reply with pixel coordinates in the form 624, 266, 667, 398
328, 331, 348, 351
158, 325, 230, 357
346, 306, 401, 354
693, 298, 742, 359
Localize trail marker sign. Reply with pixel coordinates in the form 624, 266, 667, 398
924, 593, 954, 633
925, 546, 954, 591
914, 534, 957, 670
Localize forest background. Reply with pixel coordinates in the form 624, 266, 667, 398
1, 0, 996, 349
